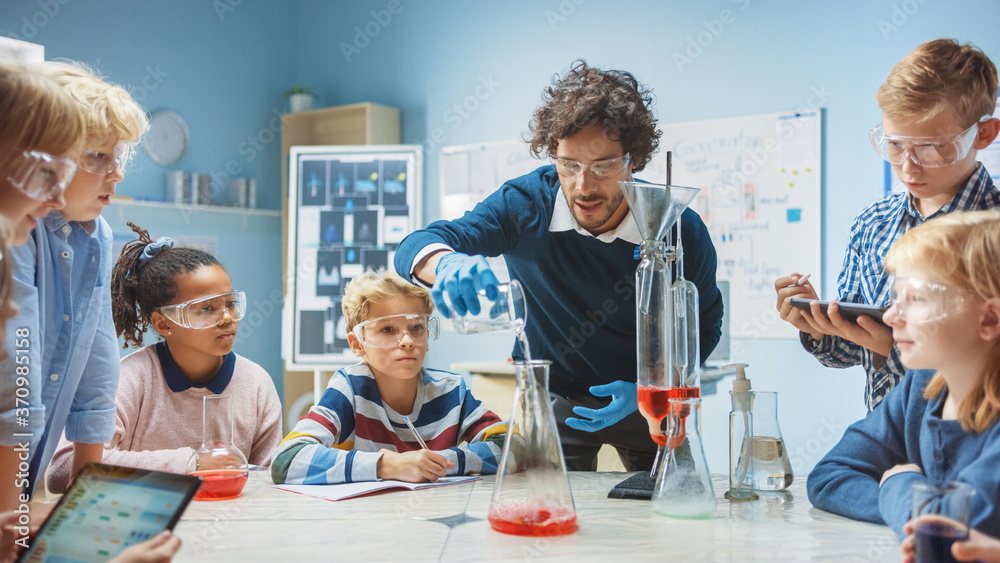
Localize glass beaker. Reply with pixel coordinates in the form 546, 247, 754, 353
651, 398, 716, 519
186, 394, 249, 501
749, 391, 793, 491
446, 280, 527, 335
488, 360, 577, 536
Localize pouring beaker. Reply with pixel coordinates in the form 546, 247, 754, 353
446, 280, 527, 335
186, 394, 249, 501
488, 360, 577, 536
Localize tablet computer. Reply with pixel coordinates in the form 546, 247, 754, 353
790, 298, 888, 326
17, 463, 201, 563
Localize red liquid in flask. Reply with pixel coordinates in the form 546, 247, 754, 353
489, 502, 577, 536
192, 469, 248, 501
637, 386, 700, 447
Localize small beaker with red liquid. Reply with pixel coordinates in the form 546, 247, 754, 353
488, 360, 577, 536
186, 394, 249, 501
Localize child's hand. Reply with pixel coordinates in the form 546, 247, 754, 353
111, 530, 182, 563
0, 501, 52, 563
377, 449, 455, 483
774, 274, 822, 340
803, 301, 894, 357
901, 516, 1000, 563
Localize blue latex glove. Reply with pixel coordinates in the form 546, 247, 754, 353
564, 380, 638, 432
432, 252, 499, 318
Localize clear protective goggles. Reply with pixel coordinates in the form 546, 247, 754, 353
888, 276, 969, 324
155, 290, 247, 329
551, 154, 631, 180
79, 142, 134, 176
5, 150, 77, 201
869, 116, 989, 168
352, 313, 440, 349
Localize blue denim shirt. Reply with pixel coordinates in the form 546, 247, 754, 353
807, 369, 1000, 538
0, 210, 119, 494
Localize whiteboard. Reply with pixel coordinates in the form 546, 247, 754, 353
654, 110, 823, 339
439, 139, 541, 220
283, 145, 422, 369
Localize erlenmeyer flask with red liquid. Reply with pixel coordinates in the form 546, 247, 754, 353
186, 394, 249, 501
488, 360, 577, 536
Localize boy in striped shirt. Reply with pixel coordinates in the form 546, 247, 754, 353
775, 39, 1000, 410
272, 271, 507, 484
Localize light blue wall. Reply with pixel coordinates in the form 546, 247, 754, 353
3, 0, 999, 476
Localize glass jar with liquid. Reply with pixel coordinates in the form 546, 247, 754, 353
749, 391, 793, 491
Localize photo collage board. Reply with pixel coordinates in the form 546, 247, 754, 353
286, 146, 422, 368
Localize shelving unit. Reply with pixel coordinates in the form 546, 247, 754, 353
279, 102, 401, 430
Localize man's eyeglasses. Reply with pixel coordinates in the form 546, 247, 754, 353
869, 116, 989, 168
79, 142, 133, 177
155, 290, 247, 329
551, 154, 631, 180
888, 276, 969, 324
352, 313, 440, 349
5, 150, 77, 201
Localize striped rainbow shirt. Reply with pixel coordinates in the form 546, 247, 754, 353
271, 363, 506, 484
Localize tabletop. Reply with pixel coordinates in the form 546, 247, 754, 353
172, 471, 901, 562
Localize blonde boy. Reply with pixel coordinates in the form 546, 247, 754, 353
0, 60, 148, 509
776, 39, 1000, 410
272, 271, 506, 484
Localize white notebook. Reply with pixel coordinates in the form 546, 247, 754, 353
273, 475, 481, 502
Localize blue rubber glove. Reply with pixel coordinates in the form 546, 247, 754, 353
432, 252, 499, 318
564, 380, 639, 432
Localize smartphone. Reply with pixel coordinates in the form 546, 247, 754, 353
790, 298, 888, 326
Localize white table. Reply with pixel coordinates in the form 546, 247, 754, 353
172, 471, 901, 562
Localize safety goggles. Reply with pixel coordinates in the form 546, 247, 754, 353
5, 150, 77, 201
551, 154, 631, 180
888, 276, 969, 324
869, 117, 988, 168
352, 313, 440, 349
155, 290, 247, 329
78, 142, 134, 176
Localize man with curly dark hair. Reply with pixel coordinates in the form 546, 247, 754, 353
394, 60, 723, 471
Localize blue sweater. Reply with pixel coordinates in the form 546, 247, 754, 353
394, 165, 723, 398
807, 369, 1000, 538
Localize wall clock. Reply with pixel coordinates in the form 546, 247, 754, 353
142, 111, 189, 166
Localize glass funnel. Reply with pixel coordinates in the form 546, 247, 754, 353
651, 398, 717, 519
186, 394, 249, 501
749, 391, 793, 491
619, 181, 700, 446
489, 360, 577, 536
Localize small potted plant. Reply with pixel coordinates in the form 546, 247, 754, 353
284, 84, 316, 113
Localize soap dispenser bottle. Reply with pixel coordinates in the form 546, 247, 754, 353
724, 363, 757, 501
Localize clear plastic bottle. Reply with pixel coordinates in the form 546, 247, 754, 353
651, 398, 717, 519
749, 391, 793, 491
186, 394, 249, 501
724, 364, 757, 501
488, 360, 577, 536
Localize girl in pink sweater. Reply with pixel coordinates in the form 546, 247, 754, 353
46, 223, 282, 493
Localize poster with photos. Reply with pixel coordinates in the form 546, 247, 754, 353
284, 145, 422, 368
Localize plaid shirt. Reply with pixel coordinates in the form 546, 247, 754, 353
804, 164, 1000, 411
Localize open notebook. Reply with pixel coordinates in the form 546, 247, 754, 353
274, 475, 481, 502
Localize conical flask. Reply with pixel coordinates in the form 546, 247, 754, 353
749, 391, 793, 490
651, 398, 717, 519
488, 360, 577, 536
186, 394, 249, 501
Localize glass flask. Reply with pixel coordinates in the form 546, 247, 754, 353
748, 391, 793, 491
186, 394, 249, 501
489, 360, 577, 536
445, 280, 527, 335
651, 398, 717, 519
